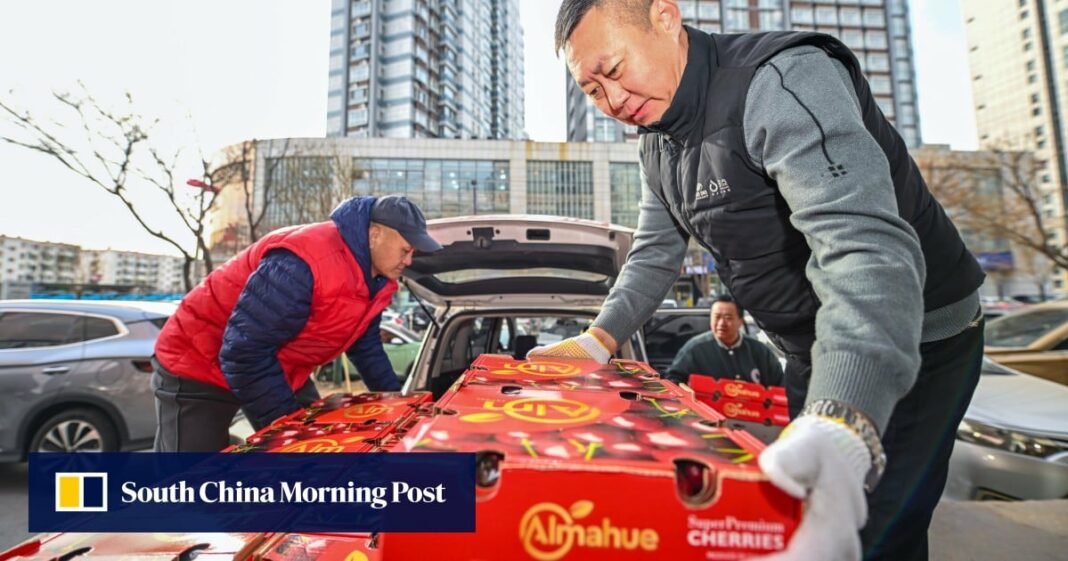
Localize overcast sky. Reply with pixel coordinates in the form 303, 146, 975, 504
0, 0, 976, 255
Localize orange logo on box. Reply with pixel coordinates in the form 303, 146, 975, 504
277, 438, 349, 453
491, 397, 600, 425
519, 500, 659, 560
461, 397, 601, 425
723, 402, 760, 419
723, 382, 761, 400
489, 361, 582, 378
341, 403, 392, 420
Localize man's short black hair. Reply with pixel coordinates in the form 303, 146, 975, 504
554, 0, 653, 55
711, 294, 743, 317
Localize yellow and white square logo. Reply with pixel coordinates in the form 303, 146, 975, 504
55, 472, 108, 512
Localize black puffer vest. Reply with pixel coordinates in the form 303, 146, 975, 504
639, 27, 984, 359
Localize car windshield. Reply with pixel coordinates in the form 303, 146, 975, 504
434, 268, 607, 283
985, 308, 1068, 348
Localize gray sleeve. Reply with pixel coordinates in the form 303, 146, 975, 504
743, 46, 926, 432
591, 156, 687, 345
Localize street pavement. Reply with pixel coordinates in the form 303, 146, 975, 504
0, 462, 29, 551
1, 458, 1065, 560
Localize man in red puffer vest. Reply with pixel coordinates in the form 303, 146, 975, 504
152, 195, 440, 451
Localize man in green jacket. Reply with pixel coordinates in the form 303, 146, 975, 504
666, 296, 784, 387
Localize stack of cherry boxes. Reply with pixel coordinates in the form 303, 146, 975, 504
0, 528, 383, 561
3, 360, 801, 561
687, 376, 791, 428
225, 391, 433, 454
385, 355, 801, 560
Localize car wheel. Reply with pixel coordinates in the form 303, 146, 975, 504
29, 408, 118, 453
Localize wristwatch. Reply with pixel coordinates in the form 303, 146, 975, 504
801, 399, 887, 493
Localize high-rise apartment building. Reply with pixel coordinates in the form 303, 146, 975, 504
0, 237, 184, 295
0, 236, 79, 285
79, 250, 185, 293
327, 0, 525, 140
963, 0, 1068, 291
567, 0, 922, 148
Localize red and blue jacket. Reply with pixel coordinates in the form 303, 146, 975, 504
155, 196, 399, 427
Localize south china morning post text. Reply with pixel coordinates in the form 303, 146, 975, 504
29, 452, 476, 533
120, 479, 446, 509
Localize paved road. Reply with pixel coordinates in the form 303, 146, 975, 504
930, 499, 1068, 561
0, 463, 29, 552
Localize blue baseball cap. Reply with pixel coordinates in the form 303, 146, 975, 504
370, 195, 442, 253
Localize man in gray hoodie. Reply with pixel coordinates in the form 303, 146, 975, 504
531, 2, 985, 560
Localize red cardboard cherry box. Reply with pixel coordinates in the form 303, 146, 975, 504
225, 392, 432, 453
386, 357, 801, 560
463, 354, 685, 398
689, 376, 791, 427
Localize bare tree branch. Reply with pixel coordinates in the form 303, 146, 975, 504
0, 87, 220, 291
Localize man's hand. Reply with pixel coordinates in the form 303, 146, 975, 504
753, 415, 871, 561
526, 330, 615, 364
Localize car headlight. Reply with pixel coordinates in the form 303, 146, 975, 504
957, 419, 1067, 459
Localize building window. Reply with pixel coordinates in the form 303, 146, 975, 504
839, 7, 861, 26
791, 6, 814, 24
867, 53, 889, 71
757, 8, 783, 30
1060, 9, 1068, 34
347, 108, 368, 127
679, 0, 697, 20
725, 7, 749, 31
610, 163, 642, 228
862, 8, 885, 27
1022, 28, 1031, 40
350, 43, 370, 61
347, 158, 510, 219
526, 161, 594, 220
865, 30, 887, 50
870, 75, 892, 95
815, 6, 837, 25
698, 1, 720, 21
842, 29, 865, 50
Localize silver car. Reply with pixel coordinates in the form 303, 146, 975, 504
0, 300, 175, 461
944, 357, 1068, 500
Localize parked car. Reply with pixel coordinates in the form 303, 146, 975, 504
401, 215, 645, 399
318, 321, 423, 385
0, 300, 176, 461
984, 301, 1068, 386
642, 308, 710, 373
944, 357, 1068, 500
641, 307, 784, 375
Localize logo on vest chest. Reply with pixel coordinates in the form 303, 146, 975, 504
695, 178, 731, 202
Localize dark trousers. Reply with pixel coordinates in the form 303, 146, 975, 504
152, 360, 321, 452
784, 320, 984, 561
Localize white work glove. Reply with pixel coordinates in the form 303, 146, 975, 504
753, 415, 872, 561
526, 332, 612, 363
